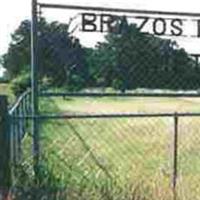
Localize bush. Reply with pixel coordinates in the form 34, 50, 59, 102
112, 79, 127, 93
65, 74, 86, 92
10, 71, 31, 96
12, 157, 67, 200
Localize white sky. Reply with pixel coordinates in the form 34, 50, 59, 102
1, 0, 200, 76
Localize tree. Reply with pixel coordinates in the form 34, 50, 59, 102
2, 20, 31, 79
2, 18, 89, 91
86, 17, 200, 91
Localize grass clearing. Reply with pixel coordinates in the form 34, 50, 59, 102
38, 96, 200, 199
41, 96, 200, 114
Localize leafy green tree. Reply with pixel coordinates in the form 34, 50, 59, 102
2, 18, 89, 92
2, 20, 31, 79
86, 17, 200, 91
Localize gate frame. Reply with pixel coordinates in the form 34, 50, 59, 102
31, 1, 200, 198
31, 0, 40, 177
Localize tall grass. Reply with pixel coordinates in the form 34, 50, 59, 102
13, 96, 200, 199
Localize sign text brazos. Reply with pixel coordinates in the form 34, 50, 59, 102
81, 13, 200, 38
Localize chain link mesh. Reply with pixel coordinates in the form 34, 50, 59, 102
8, 4, 200, 200
40, 117, 172, 199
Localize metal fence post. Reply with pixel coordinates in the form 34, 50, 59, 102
16, 106, 22, 162
0, 96, 11, 200
173, 113, 179, 200
31, 0, 40, 178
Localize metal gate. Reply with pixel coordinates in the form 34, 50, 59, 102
8, 1, 200, 199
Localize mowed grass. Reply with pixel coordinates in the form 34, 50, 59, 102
43, 96, 200, 114
39, 97, 200, 200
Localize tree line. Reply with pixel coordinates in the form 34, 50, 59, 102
1, 17, 200, 95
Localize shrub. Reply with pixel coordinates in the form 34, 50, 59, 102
12, 158, 67, 200
10, 71, 31, 96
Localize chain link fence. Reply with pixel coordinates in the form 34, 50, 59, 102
8, 92, 200, 199
38, 3, 200, 200
37, 4, 200, 95
6, 2, 200, 200
39, 116, 172, 199
37, 107, 200, 200
7, 90, 35, 199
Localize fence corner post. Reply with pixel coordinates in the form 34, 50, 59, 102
0, 96, 11, 200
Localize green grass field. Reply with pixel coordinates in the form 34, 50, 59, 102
37, 97, 200, 199
43, 96, 200, 114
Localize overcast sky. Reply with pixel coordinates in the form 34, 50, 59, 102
1, 0, 200, 76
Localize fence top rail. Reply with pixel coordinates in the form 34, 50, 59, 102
39, 3, 200, 17
40, 92, 200, 98
12, 112, 200, 120
9, 89, 31, 115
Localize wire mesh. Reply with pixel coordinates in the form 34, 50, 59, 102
32, 4, 200, 199
177, 117, 200, 199
7, 2, 200, 200
38, 5, 200, 95
9, 90, 34, 191
39, 116, 173, 200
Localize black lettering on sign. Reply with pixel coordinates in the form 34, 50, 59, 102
80, 12, 198, 38
136, 17, 149, 31
82, 13, 97, 32
153, 18, 167, 35
171, 19, 183, 36
100, 14, 116, 32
